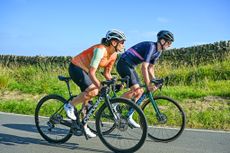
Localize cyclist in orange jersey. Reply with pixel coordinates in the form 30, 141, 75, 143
64, 29, 126, 137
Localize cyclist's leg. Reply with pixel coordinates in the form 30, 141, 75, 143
131, 85, 144, 102
117, 60, 142, 100
65, 85, 98, 138
117, 63, 143, 127
67, 63, 98, 137
125, 71, 144, 128
126, 85, 144, 128
70, 84, 98, 106
81, 85, 99, 137
65, 63, 92, 120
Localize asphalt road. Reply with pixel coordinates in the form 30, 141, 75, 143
0, 112, 230, 153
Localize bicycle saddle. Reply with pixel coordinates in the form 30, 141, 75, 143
58, 75, 71, 82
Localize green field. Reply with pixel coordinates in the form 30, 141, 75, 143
0, 41, 230, 130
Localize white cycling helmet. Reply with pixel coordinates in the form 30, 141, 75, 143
106, 29, 126, 41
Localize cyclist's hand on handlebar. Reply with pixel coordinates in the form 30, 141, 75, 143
94, 83, 102, 91
115, 84, 124, 92
99, 83, 104, 91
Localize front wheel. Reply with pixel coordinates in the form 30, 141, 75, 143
86, 101, 116, 135
142, 96, 186, 142
35, 94, 73, 143
96, 98, 147, 153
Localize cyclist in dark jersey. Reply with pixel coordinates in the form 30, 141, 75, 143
116, 30, 174, 127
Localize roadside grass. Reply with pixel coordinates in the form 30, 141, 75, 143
159, 80, 230, 101
182, 98, 230, 130
0, 99, 36, 115
0, 56, 229, 130
0, 94, 229, 131
156, 59, 230, 86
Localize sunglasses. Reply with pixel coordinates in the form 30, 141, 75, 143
119, 40, 125, 44
167, 41, 172, 45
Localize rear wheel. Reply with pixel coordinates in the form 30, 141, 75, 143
35, 94, 73, 143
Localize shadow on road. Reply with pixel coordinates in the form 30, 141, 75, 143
2, 123, 38, 133
2, 123, 160, 142
0, 123, 112, 153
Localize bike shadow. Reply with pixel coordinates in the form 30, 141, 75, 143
2, 123, 170, 143
1, 123, 112, 153
2, 123, 38, 133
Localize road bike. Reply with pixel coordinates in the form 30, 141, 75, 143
34, 76, 147, 153
89, 76, 186, 142
87, 76, 186, 142
127, 78, 186, 142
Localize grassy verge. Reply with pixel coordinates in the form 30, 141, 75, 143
0, 86, 229, 131
182, 97, 230, 130
0, 99, 36, 115
0, 56, 229, 130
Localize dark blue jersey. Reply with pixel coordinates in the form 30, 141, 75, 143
120, 41, 161, 67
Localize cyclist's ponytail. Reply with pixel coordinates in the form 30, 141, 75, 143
101, 37, 110, 46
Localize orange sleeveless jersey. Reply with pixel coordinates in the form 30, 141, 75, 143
71, 44, 117, 73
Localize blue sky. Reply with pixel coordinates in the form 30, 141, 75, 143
0, 0, 229, 56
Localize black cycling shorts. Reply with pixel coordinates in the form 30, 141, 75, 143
69, 62, 92, 92
116, 58, 140, 87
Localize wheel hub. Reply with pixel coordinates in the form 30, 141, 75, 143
116, 118, 128, 131
157, 113, 167, 124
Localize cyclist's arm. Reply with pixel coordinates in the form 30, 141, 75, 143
89, 67, 100, 88
141, 62, 151, 86
143, 44, 155, 84
103, 68, 112, 80
89, 48, 105, 88
103, 54, 117, 80
147, 63, 158, 91
148, 64, 156, 80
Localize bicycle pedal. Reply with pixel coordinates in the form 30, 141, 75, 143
71, 121, 84, 136
72, 129, 83, 136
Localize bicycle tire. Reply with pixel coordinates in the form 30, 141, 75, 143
86, 103, 116, 135
141, 96, 186, 142
96, 98, 147, 153
87, 115, 116, 135
35, 94, 73, 143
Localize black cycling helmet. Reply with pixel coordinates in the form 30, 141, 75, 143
157, 30, 174, 42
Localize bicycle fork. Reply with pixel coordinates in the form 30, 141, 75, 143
104, 94, 120, 121
148, 92, 167, 123
126, 92, 165, 122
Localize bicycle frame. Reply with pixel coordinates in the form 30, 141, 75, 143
82, 86, 117, 125
55, 85, 118, 140
127, 86, 162, 118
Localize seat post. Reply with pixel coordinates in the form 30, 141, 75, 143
65, 80, 72, 97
